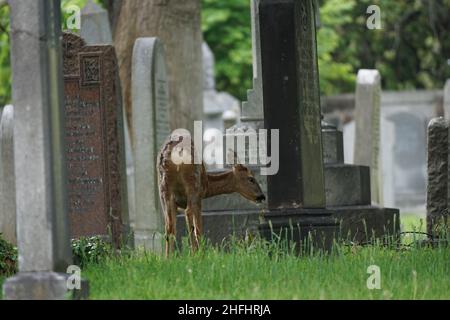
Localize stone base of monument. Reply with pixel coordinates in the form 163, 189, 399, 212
134, 230, 164, 253
329, 206, 400, 243
177, 208, 339, 252
2, 272, 89, 300
176, 206, 399, 251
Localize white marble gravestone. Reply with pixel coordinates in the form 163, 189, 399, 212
0, 105, 16, 245
354, 69, 382, 205
131, 38, 170, 252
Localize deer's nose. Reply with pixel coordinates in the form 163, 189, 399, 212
256, 194, 266, 202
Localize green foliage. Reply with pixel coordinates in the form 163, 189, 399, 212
202, 0, 450, 98
0, 233, 17, 276
202, 0, 253, 100
71, 236, 112, 268
0, 1, 448, 105
0, 4, 10, 106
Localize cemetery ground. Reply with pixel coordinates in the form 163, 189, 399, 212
1, 215, 448, 300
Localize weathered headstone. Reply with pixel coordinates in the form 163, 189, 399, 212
80, 0, 113, 45
388, 112, 427, 208
426, 117, 449, 237
80, 0, 136, 235
444, 80, 450, 119
62, 32, 129, 248
354, 69, 382, 205
3, 0, 85, 300
131, 38, 170, 252
0, 105, 16, 245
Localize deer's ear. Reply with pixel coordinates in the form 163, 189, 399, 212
233, 164, 246, 172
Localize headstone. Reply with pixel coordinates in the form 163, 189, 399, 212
426, 117, 448, 237
241, 0, 264, 123
343, 120, 355, 164
80, 0, 113, 45
380, 117, 395, 207
354, 69, 382, 205
62, 32, 129, 248
3, 0, 85, 300
261, 0, 325, 208
444, 80, 450, 119
202, 42, 240, 135
0, 105, 16, 245
80, 0, 136, 236
388, 112, 427, 208
131, 38, 170, 252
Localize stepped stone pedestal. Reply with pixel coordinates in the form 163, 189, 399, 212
177, 124, 400, 247
323, 123, 400, 241
177, 0, 399, 249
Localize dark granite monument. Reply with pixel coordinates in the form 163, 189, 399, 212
426, 117, 449, 238
62, 32, 130, 247
177, 0, 400, 249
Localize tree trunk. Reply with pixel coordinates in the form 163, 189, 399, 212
110, 0, 204, 135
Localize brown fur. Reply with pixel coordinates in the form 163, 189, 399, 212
157, 134, 265, 257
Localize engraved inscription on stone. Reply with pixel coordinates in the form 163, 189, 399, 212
63, 32, 126, 242
296, 0, 320, 146
65, 78, 106, 221
155, 78, 170, 148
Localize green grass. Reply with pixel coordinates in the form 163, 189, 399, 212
1, 215, 448, 300
80, 239, 449, 300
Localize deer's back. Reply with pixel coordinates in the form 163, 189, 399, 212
157, 135, 208, 208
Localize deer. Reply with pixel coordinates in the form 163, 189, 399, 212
157, 133, 266, 257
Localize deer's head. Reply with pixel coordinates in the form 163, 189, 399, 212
233, 164, 266, 203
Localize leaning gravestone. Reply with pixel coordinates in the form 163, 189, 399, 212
80, 0, 137, 230
4, 0, 85, 300
426, 117, 449, 237
131, 38, 170, 252
62, 32, 130, 248
354, 69, 382, 205
0, 105, 16, 245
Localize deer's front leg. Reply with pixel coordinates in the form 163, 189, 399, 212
185, 194, 202, 253
163, 195, 177, 258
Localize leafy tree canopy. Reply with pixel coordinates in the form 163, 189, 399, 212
0, 0, 449, 105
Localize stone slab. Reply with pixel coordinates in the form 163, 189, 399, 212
323, 127, 344, 164
325, 164, 371, 207
329, 206, 400, 243
2, 272, 89, 300
176, 208, 338, 252
176, 206, 399, 248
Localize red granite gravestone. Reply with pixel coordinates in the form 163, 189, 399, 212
62, 32, 129, 247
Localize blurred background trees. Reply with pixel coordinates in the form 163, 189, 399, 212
0, 0, 449, 105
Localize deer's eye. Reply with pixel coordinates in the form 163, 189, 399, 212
248, 177, 256, 183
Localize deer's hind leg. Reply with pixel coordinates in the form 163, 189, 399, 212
185, 197, 202, 253
164, 195, 178, 257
